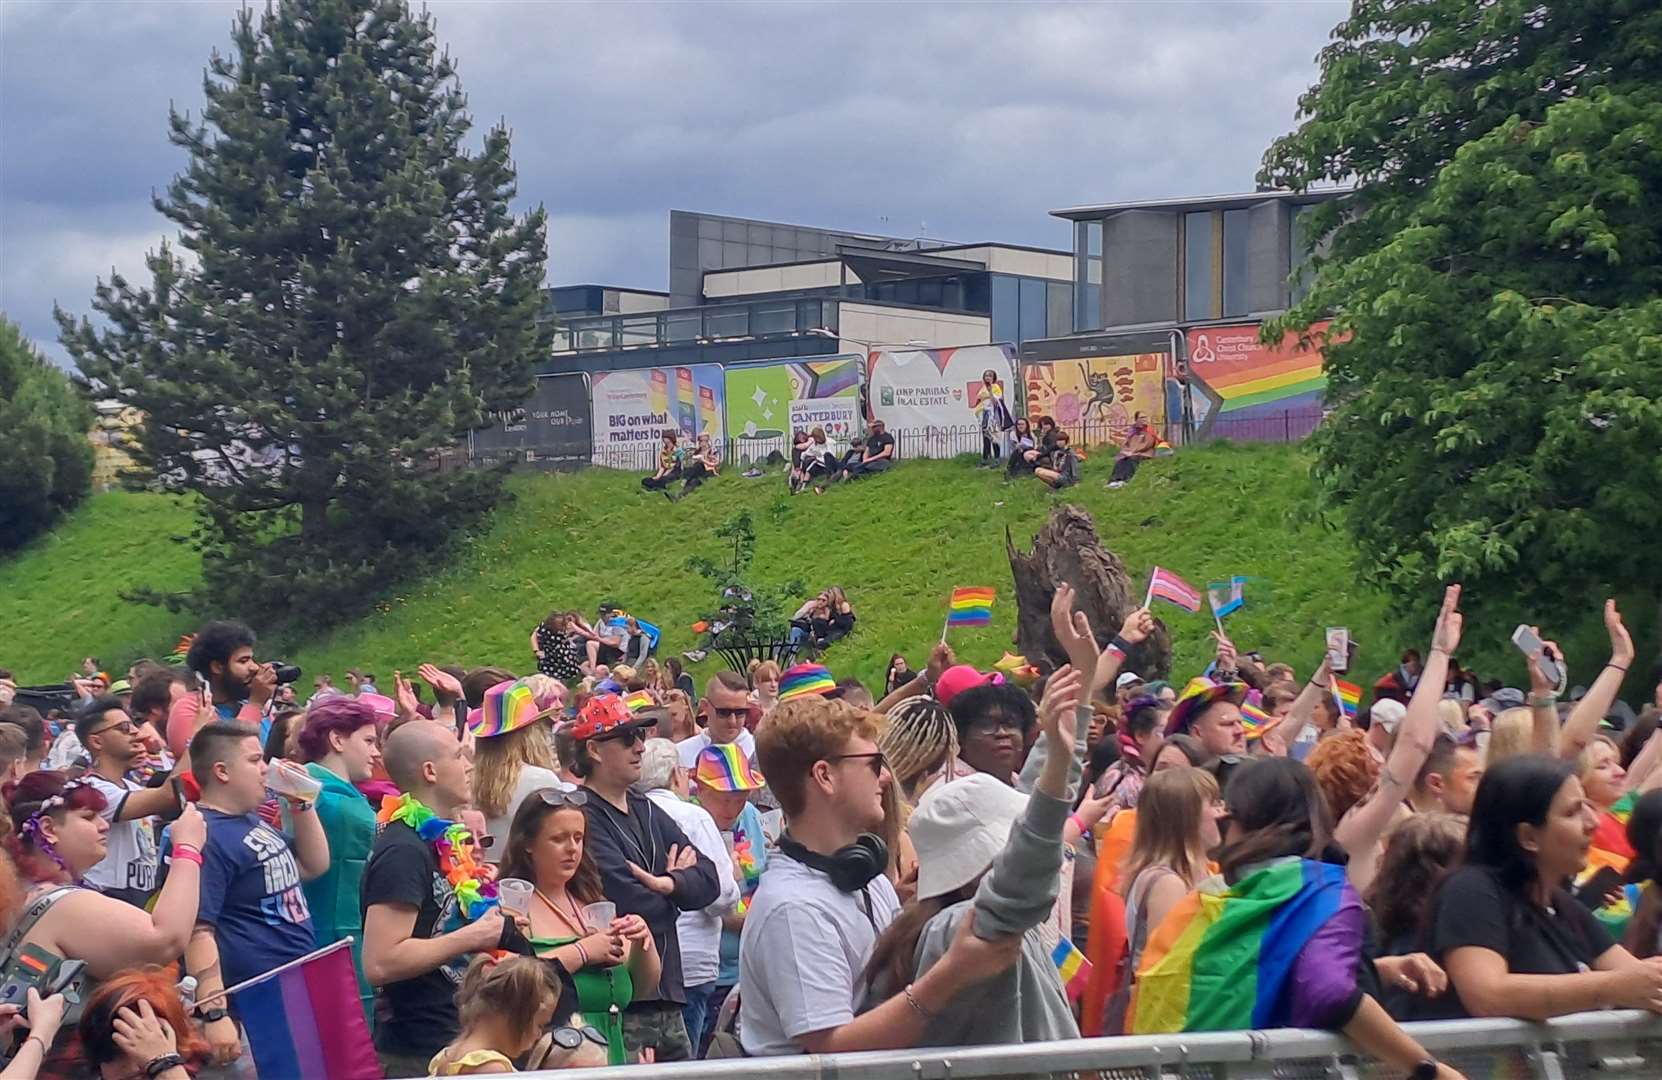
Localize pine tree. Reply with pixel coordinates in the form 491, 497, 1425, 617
1260, 1, 1662, 634
0, 316, 94, 551
58, 0, 550, 627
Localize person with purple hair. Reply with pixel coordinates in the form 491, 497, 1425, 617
298, 695, 383, 1024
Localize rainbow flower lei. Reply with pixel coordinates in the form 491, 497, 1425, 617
729, 819, 763, 917
377, 793, 500, 921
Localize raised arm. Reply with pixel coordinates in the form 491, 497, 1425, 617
1521, 631, 1564, 755
1336, 586, 1461, 875
1276, 653, 1335, 751
874, 642, 952, 714
1018, 585, 1098, 794
1560, 600, 1635, 760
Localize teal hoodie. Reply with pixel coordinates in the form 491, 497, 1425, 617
302, 761, 377, 1025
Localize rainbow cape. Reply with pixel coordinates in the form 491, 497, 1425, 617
1579, 790, 1639, 935
1130, 858, 1350, 1034
948, 586, 995, 627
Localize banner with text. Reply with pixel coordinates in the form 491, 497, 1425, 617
590, 364, 726, 468
1184, 320, 1331, 438
470, 373, 592, 462
1022, 353, 1168, 446
724, 355, 863, 465
866, 344, 1018, 457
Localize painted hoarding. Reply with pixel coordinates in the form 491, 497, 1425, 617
1022, 353, 1168, 446
470, 373, 592, 462
865, 344, 1018, 458
590, 363, 725, 468
1184, 321, 1331, 438
724, 355, 863, 466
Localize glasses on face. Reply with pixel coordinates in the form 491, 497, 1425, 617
966, 717, 1022, 738
710, 705, 749, 720
829, 751, 887, 777
535, 787, 589, 808
90, 719, 138, 738
600, 728, 646, 748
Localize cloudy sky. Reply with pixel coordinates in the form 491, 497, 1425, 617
1, 1, 1345, 365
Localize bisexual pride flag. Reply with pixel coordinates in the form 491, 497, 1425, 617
947, 586, 996, 627
232, 939, 381, 1079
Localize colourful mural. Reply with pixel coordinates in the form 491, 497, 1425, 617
1022, 353, 1168, 446
1185, 321, 1331, 423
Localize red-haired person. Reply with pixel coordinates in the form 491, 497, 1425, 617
2, 772, 205, 982
76, 967, 209, 1080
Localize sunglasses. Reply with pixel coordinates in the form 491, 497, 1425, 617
535, 787, 589, 808
709, 705, 749, 720
550, 1025, 608, 1051
829, 751, 888, 777
598, 727, 647, 747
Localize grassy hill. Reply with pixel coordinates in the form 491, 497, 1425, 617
5, 443, 1640, 696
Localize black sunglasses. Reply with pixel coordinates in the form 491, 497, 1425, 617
829, 751, 888, 777
551, 1025, 608, 1050
598, 727, 647, 747
535, 788, 589, 808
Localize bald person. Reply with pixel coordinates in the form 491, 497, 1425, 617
361, 720, 513, 1077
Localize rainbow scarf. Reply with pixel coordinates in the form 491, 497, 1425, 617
1579, 790, 1639, 935
1130, 858, 1350, 1034
377, 793, 499, 921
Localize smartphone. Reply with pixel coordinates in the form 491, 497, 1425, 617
1573, 866, 1624, 911
1512, 624, 1564, 690
1325, 627, 1350, 673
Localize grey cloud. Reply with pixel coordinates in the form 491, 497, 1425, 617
1, 0, 1344, 366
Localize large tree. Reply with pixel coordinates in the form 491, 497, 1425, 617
59, 0, 550, 626
1261, 1, 1662, 629
0, 317, 94, 551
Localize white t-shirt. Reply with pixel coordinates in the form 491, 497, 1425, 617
675, 730, 755, 771
483, 765, 568, 865
738, 850, 900, 1056
643, 788, 739, 987
82, 773, 159, 896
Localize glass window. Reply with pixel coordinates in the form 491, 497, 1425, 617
576, 321, 616, 350
1074, 219, 1104, 332
1047, 281, 1072, 338
752, 303, 795, 336
1222, 209, 1250, 317
619, 315, 658, 347
991, 275, 1019, 346
704, 306, 748, 339
1184, 211, 1216, 321
1019, 277, 1047, 343
664, 311, 700, 343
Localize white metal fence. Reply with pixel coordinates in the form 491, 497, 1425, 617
518, 1010, 1662, 1079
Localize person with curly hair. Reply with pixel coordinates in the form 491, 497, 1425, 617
1368, 813, 1465, 1018
1307, 730, 1381, 823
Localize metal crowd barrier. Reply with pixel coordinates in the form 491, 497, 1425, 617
519, 1010, 1662, 1079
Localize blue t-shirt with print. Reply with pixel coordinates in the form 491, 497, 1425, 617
717, 800, 769, 986
195, 809, 315, 987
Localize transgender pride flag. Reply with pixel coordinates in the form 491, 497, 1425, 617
231, 939, 381, 1079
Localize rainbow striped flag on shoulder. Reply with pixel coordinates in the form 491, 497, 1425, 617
1130, 858, 1353, 1034
947, 586, 996, 626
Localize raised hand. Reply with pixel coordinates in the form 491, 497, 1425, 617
1524, 629, 1564, 695
926, 642, 956, 684
1117, 606, 1155, 646
1430, 584, 1463, 657
1049, 584, 1099, 685
1038, 664, 1084, 750
393, 671, 420, 720
1605, 599, 1636, 667
1212, 629, 1238, 673
419, 663, 464, 708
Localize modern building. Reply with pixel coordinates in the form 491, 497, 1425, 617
540, 210, 1075, 374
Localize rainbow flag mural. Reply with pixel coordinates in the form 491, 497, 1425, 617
1130, 858, 1351, 1034
1185, 322, 1331, 416
1051, 936, 1092, 1002
947, 586, 996, 627
1334, 679, 1361, 721
232, 939, 381, 1079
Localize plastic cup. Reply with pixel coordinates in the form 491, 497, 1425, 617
497, 878, 533, 918
582, 901, 616, 930
267, 760, 323, 801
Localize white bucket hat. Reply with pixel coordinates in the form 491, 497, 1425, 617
908, 772, 1028, 901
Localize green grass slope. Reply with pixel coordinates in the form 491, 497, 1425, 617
3, 445, 1415, 691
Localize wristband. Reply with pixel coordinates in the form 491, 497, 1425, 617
145, 1053, 187, 1078
22, 1035, 46, 1055
1109, 634, 1133, 655
903, 983, 937, 1021
1529, 692, 1560, 707
286, 799, 316, 814
1067, 813, 1088, 837
574, 940, 590, 968
172, 846, 203, 867
1608, 663, 1630, 673
195, 1006, 229, 1023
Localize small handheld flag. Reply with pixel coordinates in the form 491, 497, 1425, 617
1207, 577, 1246, 619
1241, 700, 1278, 741
942, 586, 995, 641
1051, 935, 1093, 1002
1144, 567, 1202, 613
1334, 679, 1361, 721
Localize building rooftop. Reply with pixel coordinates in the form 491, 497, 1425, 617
1050, 186, 1352, 221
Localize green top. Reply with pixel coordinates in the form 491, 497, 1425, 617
531, 934, 632, 1066
301, 762, 377, 1023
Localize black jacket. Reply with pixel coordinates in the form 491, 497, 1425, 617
581, 787, 720, 1005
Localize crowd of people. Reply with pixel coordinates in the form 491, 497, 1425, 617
0, 586, 1659, 1078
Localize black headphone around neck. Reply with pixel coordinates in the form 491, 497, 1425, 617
777, 832, 890, 893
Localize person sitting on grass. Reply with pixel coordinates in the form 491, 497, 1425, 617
641, 431, 683, 494
794, 427, 836, 495
674, 433, 721, 500
1006, 417, 1039, 477
1033, 430, 1079, 489
1107, 412, 1158, 490
839, 420, 895, 482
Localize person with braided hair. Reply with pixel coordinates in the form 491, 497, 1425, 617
879, 697, 959, 807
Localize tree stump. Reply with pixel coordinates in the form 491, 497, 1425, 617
1006, 505, 1172, 681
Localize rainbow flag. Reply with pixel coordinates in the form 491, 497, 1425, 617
1240, 700, 1277, 741
623, 689, 656, 713
1130, 858, 1351, 1034
1333, 679, 1361, 720
233, 939, 381, 1079
1051, 936, 1092, 1002
947, 586, 996, 626
1146, 567, 1201, 613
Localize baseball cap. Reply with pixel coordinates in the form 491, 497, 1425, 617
572, 693, 654, 741
933, 664, 998, 706
909, 773, 1028, 901
1370, 698, 1407, 734
1116, 672, 1145, 690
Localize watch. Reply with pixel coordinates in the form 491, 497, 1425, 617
194, 1006, 229, 1024
1410, 1059, 1439, 1080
